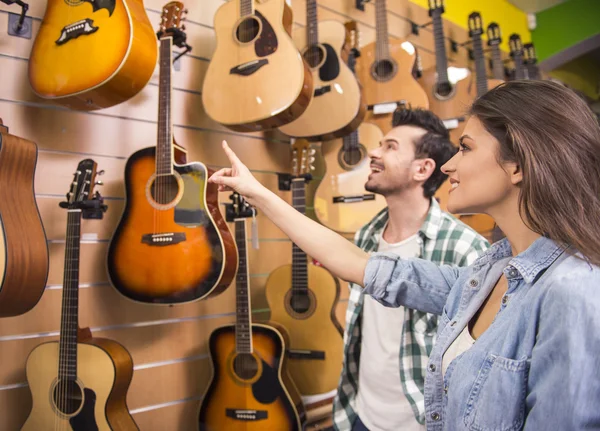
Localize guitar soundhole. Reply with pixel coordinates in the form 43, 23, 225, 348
236, 17, 260, 43
53, 379, 83, 415
435, 82, 454, 98
290, 293, 311, 314
150, 175, 180, 205
338, 144, 366, 171
304, 45, 325, 69
233, 353, 259, 380
372, 59, 396, 81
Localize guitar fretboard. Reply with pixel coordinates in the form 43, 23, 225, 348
432, 10, 450, 85
374, 0, 390, 60
471, 30, 488, 98
240, 0, 253, 17
510, 34, 526, 80
156, 37, 174, 177
291, 179, 308, 297
58, 210, 82, 381
234, 219, 252, 354
306, 0, 319, 48
491, 44, 504, 81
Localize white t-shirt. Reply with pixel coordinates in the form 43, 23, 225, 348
355, 231, 425, 431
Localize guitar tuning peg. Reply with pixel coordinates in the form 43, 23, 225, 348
95, 180, 104, 186
310, 156, 315, 163
182, 24, 186, 31
96, 170, 105, 176
310, 165, 316, 170
309, 148, 316, 155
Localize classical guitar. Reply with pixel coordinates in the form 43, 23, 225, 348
107, 3, 237, 304
419, 0, 472, 128
29, 0, 157, 110
202, 0, 313, 132
265, 140, 343, 396
523, 43, 541, 80
509, 34, 526, 80
22, 159, 138, 431
198, 193, 306, 431
0, 120, 48, 318
278, 1, 365, 141
315, 26, 386, 234
486, 22, 507, 81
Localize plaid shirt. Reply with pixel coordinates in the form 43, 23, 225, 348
332, 199, 489, 430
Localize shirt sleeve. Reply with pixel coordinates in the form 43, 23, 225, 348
362, 252, 469, 314
524, 274, 600, 428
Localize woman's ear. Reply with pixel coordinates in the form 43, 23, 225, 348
508, 162, 523, 186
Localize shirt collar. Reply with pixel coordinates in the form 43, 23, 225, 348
371, 198, 440, 243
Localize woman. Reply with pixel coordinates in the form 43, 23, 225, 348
210, 80, 600, 430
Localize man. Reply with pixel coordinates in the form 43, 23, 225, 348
332, 109, 489, 431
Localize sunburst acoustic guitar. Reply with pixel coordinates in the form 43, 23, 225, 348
278, 0, 365, 141
107, 3, 237, 304
198, 193, 306, 431
202, 0, 313, 132
0, 120, 48, 317
22, 159, 138, 431
29, 0, 157, 110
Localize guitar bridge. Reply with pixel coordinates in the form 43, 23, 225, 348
333, 194, 375, 204
226, 409, 268, 421
287, 349, 325, 360
230, 59, 269, 76
141, 232, 186, 246
56, 19, 99, 45
314, 85, 331, 97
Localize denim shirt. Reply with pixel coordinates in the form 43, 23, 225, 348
363, 236, 600, 430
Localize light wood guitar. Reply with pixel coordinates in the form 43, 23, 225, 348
314, 33, 386, 233
265, 140, 343, 396
354, 0, 428, 115
278, 3, 365, 141
0, 120, 48, 317
202, 0, 313, 132
107, 3, 237, 304
29, 0, 157, 110
198, 194, 306, 431
22, 159, 138, 431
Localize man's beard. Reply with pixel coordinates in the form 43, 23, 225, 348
364, 177, 408, 197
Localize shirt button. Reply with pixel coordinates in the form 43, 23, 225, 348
431, 412, 441, 421
508, 268, 518, 278
502, 295, 509, 305
469, 279, 478, 288
428, 363, 436, 372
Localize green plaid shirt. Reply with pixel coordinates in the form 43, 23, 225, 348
332, 199, 489, 430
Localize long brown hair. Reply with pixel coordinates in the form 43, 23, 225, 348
471, 80, 600, 265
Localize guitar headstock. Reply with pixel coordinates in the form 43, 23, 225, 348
487, 22, 502, 47
468, 12, 483, 38
157, 1, 188, 46
226, 192, 254, 221
428, 0, 444, 17
64, 159, 97, 208
509, 33, 523, 57
523, 42, 537, 64
344, 21, 360, 55
291, 139, 315, 180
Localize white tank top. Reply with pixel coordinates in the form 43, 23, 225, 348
442, 324, 476, 376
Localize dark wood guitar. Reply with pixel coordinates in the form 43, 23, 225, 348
199, 193, 306, 431
202, 0, 313, 132
0, 120, 48, 317
107, 3, 237, 304
29, 0, 157, 110
22, 159, 138, 431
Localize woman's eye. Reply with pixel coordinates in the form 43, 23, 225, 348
459, 143, 469, 152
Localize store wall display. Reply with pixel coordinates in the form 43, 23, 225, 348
22, 159, 138, 431
107, 4, 238, 305
201, 0, 314, 132
0, 120, 48, 318
0, 0, 523, 428
279, 1, 366, 141
28, 0, 158, 110
198, 193, 306, 431
265, 140, 343, 396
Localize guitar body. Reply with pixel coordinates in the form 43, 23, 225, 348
315, 122, 385, 233
202, 0, 313, 131
279, 21, 365, 141
107, 146, 237, 304
22, 338, 137, 431
355, 40, 429, 109
198, 323, 305, 431
0, 128, 48, 317
29, 0, 157, 110
265, 264, 343, 395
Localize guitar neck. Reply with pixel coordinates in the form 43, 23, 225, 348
491, 45, 504, 80
374, 0, 390, 60
306, 0, 319, 47
432, 11, 450, 84
240, 0, 254, 16
234, 219, 253, 354
156, 37, 174, 176
472, 33, 488, 98
58, 209, 82, 381
291, 179, 309, 297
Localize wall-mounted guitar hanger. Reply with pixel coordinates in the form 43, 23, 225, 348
1, 0, 30, 38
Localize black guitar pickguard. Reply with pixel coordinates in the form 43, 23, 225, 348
83, 0, 116, 17
69, 388, 99, 431
254, 10, 278, 58
251, 359, 281, 404
319, 44, 340, 82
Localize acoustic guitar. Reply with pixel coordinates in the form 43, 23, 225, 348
22, 159, 138, 431
523, 43, 541, 80
278, 1, 365, 141
29, 0, 157, 110
487, 22, 506, 81
265, 140, 343, 396
202, 0, 313, 132
419, 0, 472, 131
509, 34, 526, 80
107, 3, 237, 304
314, 27, 386, 234
0, 120, 48, 318
198, 193, 306, 431
354, 0, 428, 125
